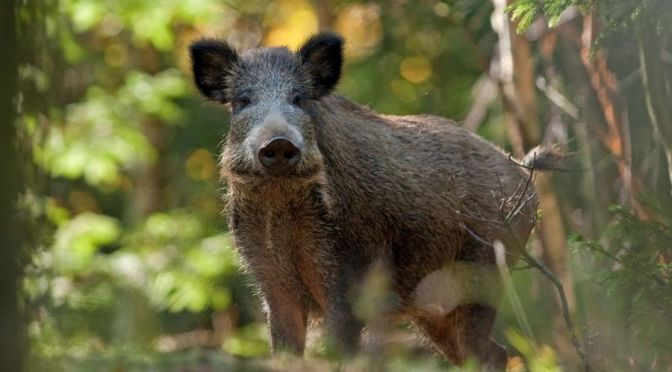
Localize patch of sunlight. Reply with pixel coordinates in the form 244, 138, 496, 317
433, 2, 451, 17
53, 212, 120, 273
104, 43, 128, 67
506, 328, 562, 372
335, 3, 382, 60
400, 56, 433, 84
223, 324, 270, 357
186, 148, 217, 181
390, 79, 418, 103
263, 0, 318, 49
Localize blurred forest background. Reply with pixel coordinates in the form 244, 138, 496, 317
3, 0, 672, 370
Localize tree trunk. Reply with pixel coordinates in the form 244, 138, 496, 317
311, 0, 334, 31
130, 47, 167, 221
637, 23, 672, 197
551, 26, 614, 235
131, 117, 166, 219
493, 0, 576, 362
580, 15, 652, 219
119, 49, 166, 343
0, 0, 25, 370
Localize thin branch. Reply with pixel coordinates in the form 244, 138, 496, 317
506, 155, 536, 223
508, 154, 536, 170
536, 76, 580, 120
472, 157, 591, 369
519, 248, 590, 370
460, 223, 495, 248
495, 172, 504, 193
502, 161, 592, 371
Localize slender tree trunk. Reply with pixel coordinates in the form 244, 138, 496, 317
493, 0, 576, 362
0, 0, 25, 370
311, 0, 334, 32
130, 47, 167, 221
637, 23, 672, 197
508, 24, 541, 155
580, 15, 652, 219
117, 49, 165, 344
132, 118, 166, 219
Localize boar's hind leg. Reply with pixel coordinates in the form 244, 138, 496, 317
415, 304, 507, 370
264, 290, 309, 355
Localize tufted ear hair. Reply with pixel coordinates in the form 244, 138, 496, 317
297, 33, 344, 98
189, 39, 239, 102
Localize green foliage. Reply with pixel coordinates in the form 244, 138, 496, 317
572, 206, 672, 302
25, 1, 496, 366
62, 0, 219, 50
17, 0, 670, 369
507, 0, 672, 36
135, 213, 238, 312
506, 0, 592, 33
505, 328, 561, 372
222, 323, 270, 357
35, 69, 187, 187
52, 212, 120, 273
570, 207, 672, 368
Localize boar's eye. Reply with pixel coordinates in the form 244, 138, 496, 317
291, 93, 305, 107
231, 96, 251, 113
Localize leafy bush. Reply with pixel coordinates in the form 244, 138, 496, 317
571, 206, 672, 369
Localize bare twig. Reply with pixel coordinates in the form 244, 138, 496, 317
536, 76, 580, 120
467, 199, 592, 371
505, 163, 592, 371
490, 159, 593, 370
460, 223, 495, 248
481, 157, 591, 369
519, 248, 590, 370
508, 154, 536, 170
495, 172, 506, 212
506, 155, 536, 223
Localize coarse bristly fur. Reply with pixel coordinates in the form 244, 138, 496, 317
189, 32, 552, 370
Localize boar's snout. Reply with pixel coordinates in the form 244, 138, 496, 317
257, 137, 301, 175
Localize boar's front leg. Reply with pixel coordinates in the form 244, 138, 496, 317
323, 268, 364, 356
232, 205, 310, 354
262, 284, 309, 354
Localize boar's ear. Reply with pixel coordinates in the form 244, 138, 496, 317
189, 39, 239, 102
297, 33, 344, 98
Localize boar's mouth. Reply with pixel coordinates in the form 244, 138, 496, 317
222, 162, 323, 182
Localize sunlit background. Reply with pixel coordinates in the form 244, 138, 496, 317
11, 0, 672, 370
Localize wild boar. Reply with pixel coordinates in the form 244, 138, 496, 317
189, 32, 554, 370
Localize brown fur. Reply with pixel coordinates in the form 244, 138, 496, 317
191, 34, 542, 370
223, 95, 537, 368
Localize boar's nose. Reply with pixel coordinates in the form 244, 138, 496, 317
257, 137, 301, 174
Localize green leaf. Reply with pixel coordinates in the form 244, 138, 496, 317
53, 212, 120, 272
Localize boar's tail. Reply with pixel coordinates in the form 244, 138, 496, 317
521, 144, 570, 171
